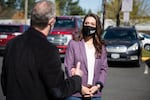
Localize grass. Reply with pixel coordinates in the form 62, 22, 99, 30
142, 49, 150, 61
142, 49, 150, 57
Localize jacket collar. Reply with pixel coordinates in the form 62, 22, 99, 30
26, 27, 47, 39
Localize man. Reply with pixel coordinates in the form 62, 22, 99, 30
1, 0, 82, 100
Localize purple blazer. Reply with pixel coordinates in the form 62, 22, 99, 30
64, 39, 108, 97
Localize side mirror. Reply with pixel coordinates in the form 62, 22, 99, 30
139, 37, 144, 40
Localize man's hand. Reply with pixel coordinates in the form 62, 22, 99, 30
73, 62, 83, 77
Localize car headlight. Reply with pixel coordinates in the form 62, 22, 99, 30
13, 32, 23, 36
128, 43, 138, 51
63, 35, 72, 45
47, 34, 72, 45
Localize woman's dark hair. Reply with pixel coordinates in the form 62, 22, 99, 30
79, 13, 104, 57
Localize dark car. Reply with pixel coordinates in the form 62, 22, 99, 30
47, 16, 82, 58
0, 24, 29, 55
102, 26, 143, 67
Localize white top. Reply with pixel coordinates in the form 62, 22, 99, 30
85, 43, 95, 85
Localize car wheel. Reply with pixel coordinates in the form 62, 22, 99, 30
144, 44, 150, 51
135, 59, 141, 67
135, 56, 142, 67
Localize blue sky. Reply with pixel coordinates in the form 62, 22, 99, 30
79, 0, 102, 13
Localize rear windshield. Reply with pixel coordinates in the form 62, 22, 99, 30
54, 18, 75, 28
102, 29, 137, 40
0, 25, 20, 32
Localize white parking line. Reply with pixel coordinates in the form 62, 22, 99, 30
144, 63, 149, 74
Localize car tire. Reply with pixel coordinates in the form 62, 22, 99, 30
144, 44, 150, 51
135, 61, 140, 67
135, 57, 142, 67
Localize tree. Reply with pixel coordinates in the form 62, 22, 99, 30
67, 0, 86, 15
87, 9, 92, 14
55, 0, 67, 15
55, 0, 86, 16
105, 0, 150, 25
0, 0, 35, 19
0, 1, 4, 13
130, 0, 150, 24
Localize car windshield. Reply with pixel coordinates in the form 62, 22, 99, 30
0, 25, 20, 32
103, 29, 137, 40
54, 18, 75, 28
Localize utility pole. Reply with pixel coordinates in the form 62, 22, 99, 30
24, 0, 28, 25
116, 0, 121, 27
102, 0, 106, 31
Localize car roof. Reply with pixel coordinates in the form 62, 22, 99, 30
56, 16, 81, 20
106, 26, 136, 31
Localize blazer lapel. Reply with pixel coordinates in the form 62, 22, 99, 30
79, 40, 88, 71
94, 58, 98, 75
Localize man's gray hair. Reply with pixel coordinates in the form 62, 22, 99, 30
31, 0, 56, 29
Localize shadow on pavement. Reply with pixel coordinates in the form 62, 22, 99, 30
108, 61, 140, 68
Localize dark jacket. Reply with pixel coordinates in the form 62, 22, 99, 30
1, 27, 81, 100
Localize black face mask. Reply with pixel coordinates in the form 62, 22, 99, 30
83, 26, 96, 37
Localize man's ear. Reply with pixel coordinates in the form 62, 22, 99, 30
48, 18, 56, 26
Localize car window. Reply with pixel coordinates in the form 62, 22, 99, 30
103, 29, 137, 40
143, 34, 150, 38
54, 18, 75, 28
77, 19, 82, 29
0, 25, 20, 33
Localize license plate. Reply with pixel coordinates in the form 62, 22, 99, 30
111, 53, 120, 59
0, 35, 7, 39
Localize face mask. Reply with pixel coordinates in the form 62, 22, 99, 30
83, 26, 96, 36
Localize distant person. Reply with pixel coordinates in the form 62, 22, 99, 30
64, 13, 108, 100
1, 0, 82, 100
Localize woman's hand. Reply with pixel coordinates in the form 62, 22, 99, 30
89, 85, 100, 94
81, 86, 93, 97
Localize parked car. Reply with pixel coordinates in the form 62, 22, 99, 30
0, 24, 29, 55
138, 32, 150, 51
102, 26, 143, 67
47, 16, 82, 58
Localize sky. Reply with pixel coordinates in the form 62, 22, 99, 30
79, 0, 102, 13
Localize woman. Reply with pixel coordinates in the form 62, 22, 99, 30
64, 13, 108, 100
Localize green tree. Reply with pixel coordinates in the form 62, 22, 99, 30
21, 0, 35, 15
87, 9, 92, 14
55, 0, 67, 15
67, 0, 86, 15
130, 0, 150, 24
105, 0, 150, 24
55, 0, 86, 16
0, 0, 35, 19
0, 0, 17, 19
0, 0, 4, 13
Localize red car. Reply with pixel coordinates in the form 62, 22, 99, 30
0, 24, 29, 55
47, 16, 82, 58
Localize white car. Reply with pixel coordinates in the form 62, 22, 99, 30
138, 32, 150, 51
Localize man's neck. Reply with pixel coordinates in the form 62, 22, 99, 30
34, 26, 50, 36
